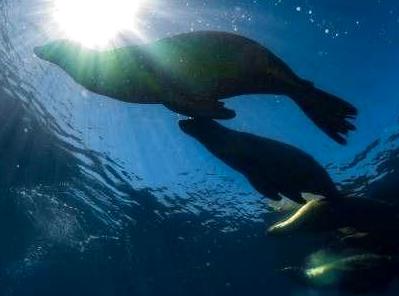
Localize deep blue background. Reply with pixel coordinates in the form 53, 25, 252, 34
1, 0, 399, 295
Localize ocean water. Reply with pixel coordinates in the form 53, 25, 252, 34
1, 0, 399, 295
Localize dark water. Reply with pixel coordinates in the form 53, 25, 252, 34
1, 0, 399, 295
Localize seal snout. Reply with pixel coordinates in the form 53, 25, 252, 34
178, 119, 196, 134
178, 118, 217, 136
280, 266, 306, 281
33, 46, 44, 58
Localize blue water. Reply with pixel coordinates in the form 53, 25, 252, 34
1, 0, 399, 295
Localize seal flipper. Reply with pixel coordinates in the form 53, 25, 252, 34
247, 177, 283, 202
283, 191, 307, 205
290, 84, 357, 145
248, 175, 307, 204
164, 100, 236, 120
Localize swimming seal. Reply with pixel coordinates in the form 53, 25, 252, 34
179, 119, 339, 204
267, 196, 399, 235
283, 252, 398, 293
34, 31, 357, 144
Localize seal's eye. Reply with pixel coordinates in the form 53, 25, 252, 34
52, 0, 148, 48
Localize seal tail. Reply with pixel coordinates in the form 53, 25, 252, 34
290, 84, 357, 145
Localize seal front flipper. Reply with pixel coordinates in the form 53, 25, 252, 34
247, 177, 283, 202
248, 175, 307, 204
284, 191, 307, 205
163, 100, 236, 120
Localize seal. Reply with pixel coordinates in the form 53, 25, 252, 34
283, 252, 398, 293
267, 196, 399, 235
34, 31, 357, 144
179, 119, 339, 204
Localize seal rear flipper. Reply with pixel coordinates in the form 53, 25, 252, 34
163, 100, 236, 120
290, 85, 357, 145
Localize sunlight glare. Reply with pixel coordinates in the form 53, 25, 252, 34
53, 0, 146, 48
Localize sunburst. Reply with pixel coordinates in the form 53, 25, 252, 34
52, 0, 148, 48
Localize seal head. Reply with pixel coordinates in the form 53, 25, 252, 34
34, 40, 83, 64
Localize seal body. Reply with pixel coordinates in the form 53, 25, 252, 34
267, 196, 399, 235
179, 119, 339, 204
284, 253, 398, 293
35, 32, 290, 102
35, 31, 357, 144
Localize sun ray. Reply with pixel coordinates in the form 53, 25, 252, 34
52, 0, 149, 48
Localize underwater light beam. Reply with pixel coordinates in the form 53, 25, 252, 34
52, 0, 148, 48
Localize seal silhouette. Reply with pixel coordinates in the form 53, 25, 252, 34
34, 31, 357, 144
179, 119, 339, 204
283, 253, 398, 293
267, 196, 399, 235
